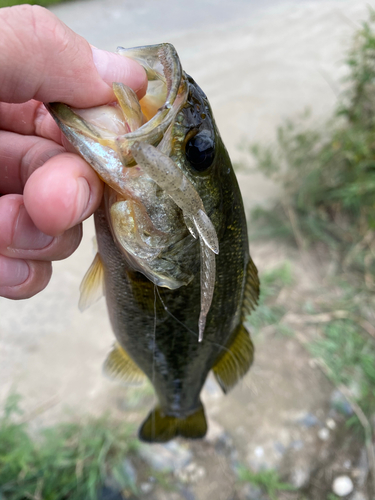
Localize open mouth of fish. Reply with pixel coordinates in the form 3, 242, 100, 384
46, 44, 219, 342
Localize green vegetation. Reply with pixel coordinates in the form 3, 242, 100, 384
0, 0, 70, 8
242, 9, 375, 431
237, 466, 295, 500
310, 316, 375, 417
246, 262, 293, 334
245, 10, 375, 283
0, 394, 139, 500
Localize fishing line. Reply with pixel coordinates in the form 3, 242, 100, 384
155, 287, 244, 383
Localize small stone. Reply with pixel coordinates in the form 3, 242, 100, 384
309, 358, 318, 368
140, 482, 153, 494
298, 412, 320, 428
175, 462, 206, 483
122, 458, 137, 486
202, 375, 222, 399
139, 441, 192, 472
238, 483, 264, 500
354, 447, 369, 488
205, 419, 226, 444
350, 492, 366, 500
290, 440, 304, 450
330, 390, 353, 416
332, 476, 353, 497
290, 467, 311, 489
274, 441, 286, 455
326, 418, 336, 430
318, 428, 330, 441
254, 446, 264, 458
179, 487, 196, 500
97, 486, 124, 500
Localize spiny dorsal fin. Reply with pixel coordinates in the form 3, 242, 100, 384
79, 252, 105, 311
242, 257, 260, 318
103, 343, 146, 386
139, 404, 207, 443
212, 324, 254, 394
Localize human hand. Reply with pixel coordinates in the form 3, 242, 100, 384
0, 5, 147, 300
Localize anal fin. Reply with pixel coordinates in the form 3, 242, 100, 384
79, 252, 105, 311
212, 324, 254, 394
139, 404, 207, 443
103, 343, 146, 386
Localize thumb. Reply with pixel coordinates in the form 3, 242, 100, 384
0, 5, 147, 107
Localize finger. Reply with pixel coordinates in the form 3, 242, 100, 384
0, 255, 51, 299
0, 131, 65, 194
0, 101, 62, 143
0, 5, 147, 106
23, 153, 103, 236
0, 194, 82, 261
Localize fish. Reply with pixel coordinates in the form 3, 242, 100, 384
46, 43, 259, 443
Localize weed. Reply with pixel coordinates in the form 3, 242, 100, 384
0, 0, 70, 7
237, 465, 295, 500
0, 395, 139, 500
243, 10, 375, 281
246, 262, 293, 333
309, 316, 375, 417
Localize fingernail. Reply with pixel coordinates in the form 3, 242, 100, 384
10, 205, 54, 250
92, 47, 110, 79
0, 256, 30, 287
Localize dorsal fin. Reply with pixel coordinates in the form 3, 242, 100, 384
242, 257, 260, 318
79, 253, 105, 311
212, 324, 254, 394
103, 343, 146, 386
139, 404, 207, 443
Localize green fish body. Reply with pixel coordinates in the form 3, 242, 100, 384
47, 44, 259, 442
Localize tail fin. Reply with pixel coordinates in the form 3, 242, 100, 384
139, 404, 207, 443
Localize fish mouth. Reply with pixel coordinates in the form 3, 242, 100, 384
47, 43, 219, 340
46, 44, 191, 281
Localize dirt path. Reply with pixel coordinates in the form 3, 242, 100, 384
0, 1, 371, 498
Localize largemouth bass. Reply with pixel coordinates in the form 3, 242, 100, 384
47, 44, 259, 443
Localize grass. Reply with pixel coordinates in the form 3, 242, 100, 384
249, 261, 375, 424
237, 466, 295, 500
246, 262, 293, 334
309, 317, 375, 417
240, 8, 375, 438
0, 0, 71, 8
0, 394, 140, 500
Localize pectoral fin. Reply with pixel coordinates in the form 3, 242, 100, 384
212, 324, 254, 394
139, 404, 207, 443
103, 343, 146, 386
79, 253, 105, 311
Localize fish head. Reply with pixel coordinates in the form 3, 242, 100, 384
46, 44, 227, 295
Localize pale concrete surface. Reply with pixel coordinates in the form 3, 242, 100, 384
0, 0, 371, 426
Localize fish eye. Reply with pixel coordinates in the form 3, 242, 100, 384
185, 130, 215, 172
